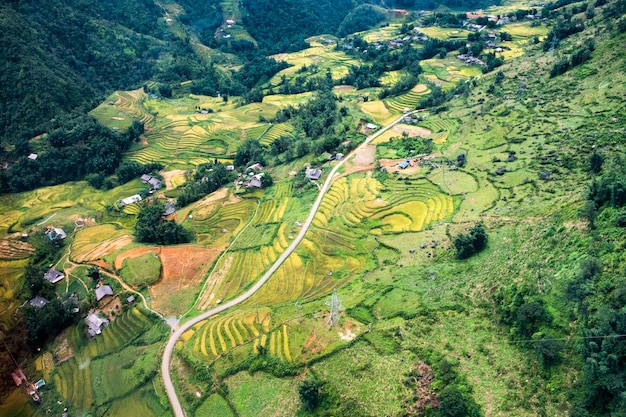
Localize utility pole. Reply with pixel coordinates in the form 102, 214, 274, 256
325, 290, 343, 327
549, 35, 558, 55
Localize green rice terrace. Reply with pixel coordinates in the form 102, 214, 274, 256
2, 1, 626, 416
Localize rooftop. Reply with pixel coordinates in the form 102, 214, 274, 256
30, 296, 49, 308
44, 269, 65, 284
95, 285, 114, 301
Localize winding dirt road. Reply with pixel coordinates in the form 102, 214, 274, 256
161, 112, 414, 417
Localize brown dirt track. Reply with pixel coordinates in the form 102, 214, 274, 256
115, 245, 225, 316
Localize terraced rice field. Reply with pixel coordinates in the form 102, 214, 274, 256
183, 309, 293, 362
71, 225, 132, 262
258, 123, 295, 146
0, 235, 36, 260
269, 46, 359, 85
184, 308, 295, 365
384, 84, 431, 113
418, 117, 459, 144
191, 198, 257, 247
192, 174, 455, 364
89, 89, 153, 130
53, 308, 155, 412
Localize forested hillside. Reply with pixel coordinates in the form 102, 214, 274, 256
0, 0, 223, 146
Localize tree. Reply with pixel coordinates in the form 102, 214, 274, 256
260, 173, 274, 188
438, 385, 467, 417
159, 83, 172, 98
87, 267, 100, 282
298, 379, 321, 411
534, 336, 564, 365
135, 204, 192, 245
453, 223, 488, 260
234, 139, 266, 167
589, 151, 604, 174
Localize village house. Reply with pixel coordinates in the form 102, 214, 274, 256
140, 174, 162, 192
11, 369, 27, 387
29, 296, 49, 308
247, 173, 265, 188
247, 162, 263, 171
305, 168, 322, 180
118, 194, 142, 206
27, 153, 38, 160
44, 269, 65, 284
163, 202, 176, 216
46, 227, 66, 241
85, 313, 109, 337
95, 285, 114, 302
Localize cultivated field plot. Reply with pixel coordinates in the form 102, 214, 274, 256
360, 100, 398, 125
189, 173, 456, 365
420, 58, 483, 86
270, 42, 360, 85
113, 95, 278, 169
190, 197, 258, 247
418, 115, 460, 144
384, 84, 431, 113
493, 22, 550, 60
418, 27, 473, 40
71, 224, 132, 263
89, 88, 153, 130
362, 23, 403, 42
113, 244, 223, 316
0, 259, 29, 331
52, 308, 167, 416
120, 252, 161, 286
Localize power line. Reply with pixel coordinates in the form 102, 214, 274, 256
511, 333, 626, 344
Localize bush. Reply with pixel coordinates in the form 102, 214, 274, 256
298, 379, 321, 411
453, 223, 488, 260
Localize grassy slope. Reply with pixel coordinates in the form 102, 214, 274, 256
197, 8, 626, 417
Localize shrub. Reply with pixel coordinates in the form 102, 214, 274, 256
453, 223, 488, 260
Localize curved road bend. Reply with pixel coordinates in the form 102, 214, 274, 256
162, 112, 414, 417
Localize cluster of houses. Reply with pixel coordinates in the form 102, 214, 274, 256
341, 28, 429, 53
117, 173, 163, 207
11, 368, 45, 403
216, 19, 237, 40
456, 54, 487, 66
140, 174, 162, 193
236, 163, 266, 189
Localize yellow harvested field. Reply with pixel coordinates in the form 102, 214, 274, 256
360, 101, 396, 125
283, 324, 292, 361
71, 225, 133, 262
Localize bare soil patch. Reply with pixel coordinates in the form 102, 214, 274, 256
406, 362, 439, 414
391, 124, 431, 137
333, 85, 356, 93
341, 144, 377, 177
115, 245, 224, 315
161, 169, 187, 190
